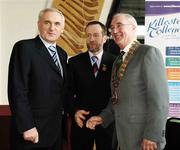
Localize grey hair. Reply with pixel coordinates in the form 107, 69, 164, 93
38, 8, 65, 22
113, 13, 138, 27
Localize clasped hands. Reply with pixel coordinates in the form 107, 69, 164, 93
75, 109, 103, 129
75, 110, 157, 150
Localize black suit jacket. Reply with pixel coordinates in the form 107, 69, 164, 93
8, 36, 68, 148
68, 51, 116, 149
68, 51, 116, 117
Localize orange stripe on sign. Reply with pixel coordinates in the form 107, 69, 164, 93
166, 68, 180, 80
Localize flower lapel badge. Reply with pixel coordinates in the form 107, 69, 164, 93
102, 64, 107, 71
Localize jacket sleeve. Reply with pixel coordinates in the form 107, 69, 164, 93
99, 100, 115, 128
142, 46, 169, 142
8, 41, 35, 133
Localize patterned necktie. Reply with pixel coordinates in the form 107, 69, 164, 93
48, 45, 63, 77
111, 51, 125, 104
91, 56, 98, 77
114, 51, 125, 78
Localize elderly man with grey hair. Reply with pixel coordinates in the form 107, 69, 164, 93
86, 12, 169, 150
8, 8, 68, 150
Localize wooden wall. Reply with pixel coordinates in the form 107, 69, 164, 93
52, 0, 105, 56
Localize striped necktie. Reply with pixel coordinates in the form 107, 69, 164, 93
91, 56, 98, 77
48, 45, 63, 77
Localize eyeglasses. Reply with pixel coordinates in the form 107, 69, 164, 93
108, 22, 132, 33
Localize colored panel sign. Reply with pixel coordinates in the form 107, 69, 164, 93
166, 57, 180, 66
168, 82, 180, 103
166, 68, 180, 80
146, 0, 180, 117
166, 47, 180, 56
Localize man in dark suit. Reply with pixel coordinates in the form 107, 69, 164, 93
86, 13, 169, 150
68, 21, 116, 150
8, 8, 68, 150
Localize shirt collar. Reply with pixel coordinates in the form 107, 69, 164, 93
39, 35, 56, 49
121, 42, 133, 53
88, 50, 103, 61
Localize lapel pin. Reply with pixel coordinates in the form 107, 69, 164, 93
102, 64, 107, 71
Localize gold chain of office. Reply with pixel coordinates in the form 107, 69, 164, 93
112, 40, 140, 88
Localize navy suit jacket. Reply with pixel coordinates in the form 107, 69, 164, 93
8, 36, 68, 148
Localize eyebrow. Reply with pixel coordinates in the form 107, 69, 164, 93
111, 22, 123, 27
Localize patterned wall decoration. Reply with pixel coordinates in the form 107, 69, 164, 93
52, 0, 105, 56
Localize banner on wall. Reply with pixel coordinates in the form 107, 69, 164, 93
145, 0, 180, 118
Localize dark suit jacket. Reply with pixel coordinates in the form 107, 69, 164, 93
68, 51, 116, 117
8, 36, 68, 148
68, 51, 116, 149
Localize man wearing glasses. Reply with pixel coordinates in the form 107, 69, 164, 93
86, 13, 169, 150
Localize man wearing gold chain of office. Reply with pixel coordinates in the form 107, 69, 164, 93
86, 13, 169, 150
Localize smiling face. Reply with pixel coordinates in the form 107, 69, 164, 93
38, 10, 64, 44
110, 14, 137, 49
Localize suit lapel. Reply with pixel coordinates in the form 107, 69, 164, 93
122, 41, 141, 67
96, 52, 107, 79
83, 52, 96, 78
83, 51, 111, 79
86, 51, 108, 79
34, 36, 62, 76
57, 47, 67, 79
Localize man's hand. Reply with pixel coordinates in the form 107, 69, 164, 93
23, 127, 39, 143
75, 110, 89, 128
86, 116, 103, 130
141, 138, 157, 150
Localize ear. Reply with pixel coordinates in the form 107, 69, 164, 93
60, 28, 64, 34
132, 25, 137, 31
103, 35, 108, 43
37, 21, 40, 27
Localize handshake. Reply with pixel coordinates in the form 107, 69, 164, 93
75, 110, 103, 129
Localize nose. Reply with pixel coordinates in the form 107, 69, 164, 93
88, 35, 95, 41
112, 27, 119, 33
49, 24, 56, 30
